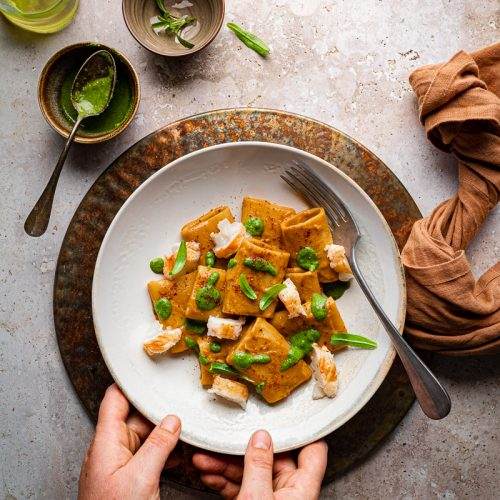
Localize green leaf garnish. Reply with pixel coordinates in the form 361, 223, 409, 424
323, 280, 350, 300
259, 283, 286, 311
243, 257, 277, 276
184, 318, 207, 335
152, 1, 196, 48
154, 298, 172, 320
205, 251, 216, 267
311, 293, 328, 321
227, 258, 237, 269
296, 246, 319, 272
169, 240, 187, 276
149, 257, 164, 274
227, 22, 270, 57
243, 216, 265, 236
239, 273, 257, 300
330, 332, 378, 350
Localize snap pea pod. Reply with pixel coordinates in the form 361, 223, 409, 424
169, 240, 187, 276
259, 283, 286, 311
330, 332, 378, 350
239, 273, 257, 300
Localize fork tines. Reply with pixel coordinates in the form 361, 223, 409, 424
280, 160, 349, 228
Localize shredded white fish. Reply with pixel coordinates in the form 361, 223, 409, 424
210, 219, 247, 258
324, 244, 353, 281
143, 326, 183, 357
208, 375, 249, 409
310, 343, 338, 399
207, 316, 246, 340
278, 278, 306, 318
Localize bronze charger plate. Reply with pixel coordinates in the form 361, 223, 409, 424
54, 108, 420, 493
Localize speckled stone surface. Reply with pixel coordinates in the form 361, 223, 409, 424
0, 1, 498, 499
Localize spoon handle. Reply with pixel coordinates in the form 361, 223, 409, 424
24, 117, 83, 237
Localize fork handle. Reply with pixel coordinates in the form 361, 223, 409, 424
350, 248, 451, 420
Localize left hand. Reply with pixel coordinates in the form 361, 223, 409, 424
78, 384, 181, 500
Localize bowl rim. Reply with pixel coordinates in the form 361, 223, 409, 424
122, 0, 225, 57
92, 140, 406, 454
38, 42, 141, 144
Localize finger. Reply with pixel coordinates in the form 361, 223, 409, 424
192, 453, 244, 481
200, 474, 241, 499
239, 430, 274, 498
126, 412, 154, 442
273, 452, 296, 476
96, 384, 130, 433
297, 440, 328, 490
129, 415, 181, 480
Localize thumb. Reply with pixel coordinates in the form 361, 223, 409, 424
129, 415, 181, 480
239, 430, 274, 499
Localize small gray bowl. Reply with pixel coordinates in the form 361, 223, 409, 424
123, 0, 225, 57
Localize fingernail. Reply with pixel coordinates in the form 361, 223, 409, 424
160, 415, 180, 433
251, 430, 271, 450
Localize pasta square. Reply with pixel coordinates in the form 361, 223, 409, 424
185, 266, 226, 321
241, 197, 295, 247
285, 268, 322, 302
226, 318, 312, 404
223, 238, 290, 318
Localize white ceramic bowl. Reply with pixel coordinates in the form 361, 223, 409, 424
92, 141, 405, 454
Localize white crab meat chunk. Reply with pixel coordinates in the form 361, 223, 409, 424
207, 316, 245, 340
210, 219, 247, 258
208, 375, 249, 409
324, 244, 353, 281
163, 240, 200, 279
310, 343, 338, 399
143, 326, 183, 357
278, 278, 306, 318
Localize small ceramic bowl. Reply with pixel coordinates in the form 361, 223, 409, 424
123, 0, 224, 57
38, 42, 140, 144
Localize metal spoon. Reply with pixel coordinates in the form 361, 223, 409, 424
25, 50, 116, 237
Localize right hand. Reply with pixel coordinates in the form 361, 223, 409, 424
193, 430, 328, 499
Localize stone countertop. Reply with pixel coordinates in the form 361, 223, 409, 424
0, 1, 498, 498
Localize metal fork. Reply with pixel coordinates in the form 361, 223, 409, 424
281, 160, 451, 420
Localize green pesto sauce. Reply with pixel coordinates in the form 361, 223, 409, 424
281, 328, 320, 371
59, 64, 133, 134
73, 75, 113, 116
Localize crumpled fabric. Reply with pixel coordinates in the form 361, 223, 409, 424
401, 42, 500, 356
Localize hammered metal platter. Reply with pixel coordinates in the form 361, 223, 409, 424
54, 108, 420, 493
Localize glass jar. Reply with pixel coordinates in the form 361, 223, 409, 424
0, 0, 79, 33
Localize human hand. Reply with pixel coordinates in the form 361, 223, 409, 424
78, 384, 181, 500
193, 430, 327, 499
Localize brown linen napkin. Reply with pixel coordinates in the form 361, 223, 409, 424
401, 42, 500, 356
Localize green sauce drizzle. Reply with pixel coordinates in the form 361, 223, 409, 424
154, 298, 172, 320
243, 257, 277, 276
149, 257, 164, 274
281, 328, 321, 371
232, 352, 271, 370
184, 318, 207, 335
195, 286, 221, 311
323, 280, 350, 300
296, 246, 320, 272
244, 217, 265, 236
311, 293, 328, 321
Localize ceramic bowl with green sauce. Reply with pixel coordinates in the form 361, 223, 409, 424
38, 42, 140, 144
